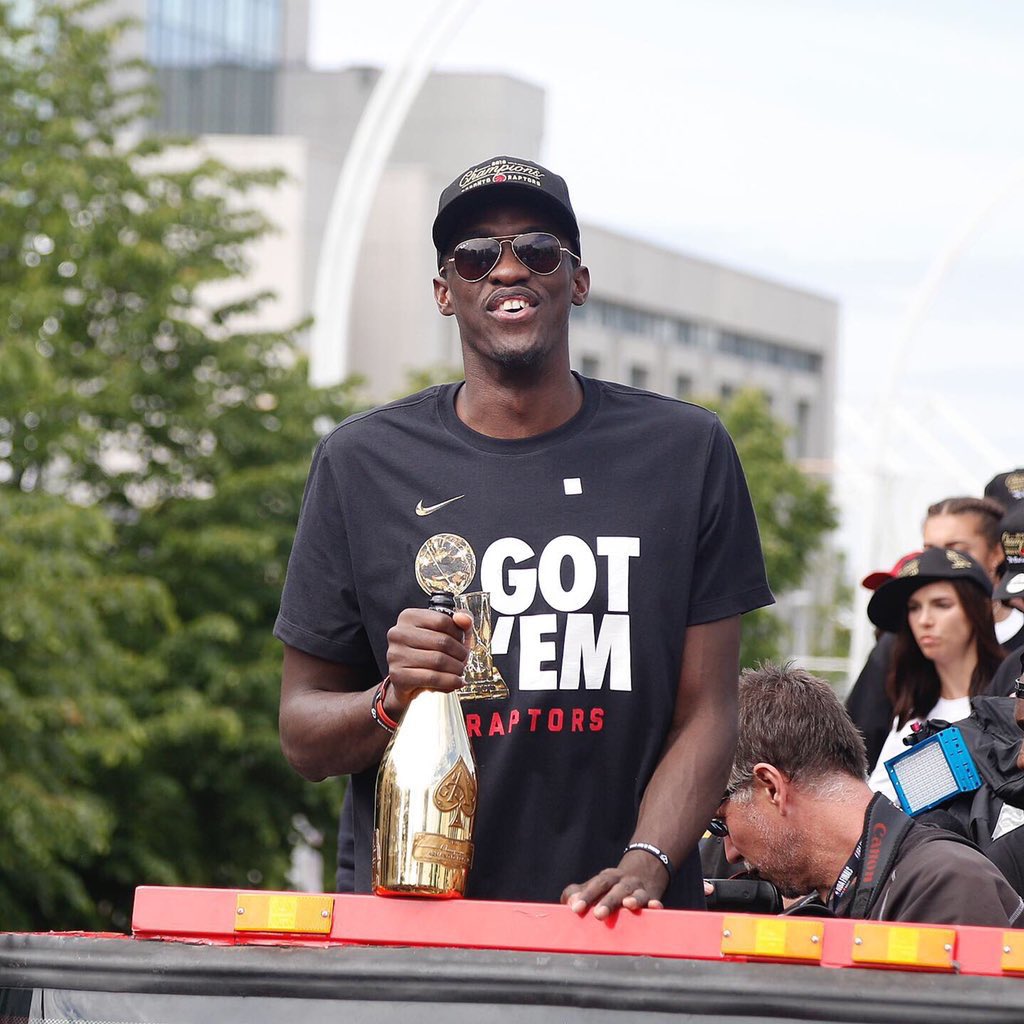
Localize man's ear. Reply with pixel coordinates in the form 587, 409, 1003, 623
752, 763, 790, 812
571, 265, 590, 307
433, 273, 455, 317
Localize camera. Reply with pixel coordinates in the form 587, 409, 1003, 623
704, 878, 783, 915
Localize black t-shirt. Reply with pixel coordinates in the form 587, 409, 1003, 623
275, 375, 774, 906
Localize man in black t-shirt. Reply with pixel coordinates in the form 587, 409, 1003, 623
275, 156, 773, 914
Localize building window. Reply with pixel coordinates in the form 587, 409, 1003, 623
578, 298, 697, 348
148, 0, 282, 68
719, 383, 734, 401
717, 330, 822, 374
796, 399, 812, 458
629, 365, 649, 390
579, 355, 600, 378
147, 0, 282, 133
675, 375, 692, 399
577, 298, 819, 374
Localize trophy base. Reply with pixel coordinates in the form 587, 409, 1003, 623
459, 675, 510, 701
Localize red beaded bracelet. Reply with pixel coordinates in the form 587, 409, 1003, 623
370, 676, 400, 733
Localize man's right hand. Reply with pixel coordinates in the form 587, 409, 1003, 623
384, 607, 473, 715
278, 608, 472, 780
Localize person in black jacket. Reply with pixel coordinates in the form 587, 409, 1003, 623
988, 504, 1024, 701
844, 551, 920, 768
710, 663, 1023, 927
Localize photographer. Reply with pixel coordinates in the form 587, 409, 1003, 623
706, 663, 1023, 927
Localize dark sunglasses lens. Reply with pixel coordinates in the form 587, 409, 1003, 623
453, 238, 501, 281
512, 232, 562, 274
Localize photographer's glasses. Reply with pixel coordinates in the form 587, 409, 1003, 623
445, 232, 580, 283
707, 785, 739, 838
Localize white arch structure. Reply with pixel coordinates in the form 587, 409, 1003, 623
308, 0, 479, 388
847, 158, 1024, 679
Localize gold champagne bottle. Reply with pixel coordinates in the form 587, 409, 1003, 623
372, 593, 478, 897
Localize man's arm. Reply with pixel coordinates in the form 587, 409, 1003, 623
561, 615, 740, 918
279, 608, 472, 781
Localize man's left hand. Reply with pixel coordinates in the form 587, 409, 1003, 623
560, 854, 667, 920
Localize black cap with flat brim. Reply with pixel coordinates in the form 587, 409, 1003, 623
432, 155, 580, 265
994, 504, 1024, 603
867, 546, 993, 633
985, 468, 1024, 509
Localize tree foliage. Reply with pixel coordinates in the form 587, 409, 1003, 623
0, 2, 840, 930
0, 0, 357, 929
709, 389, 838, 667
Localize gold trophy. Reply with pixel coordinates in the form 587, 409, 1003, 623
455, 591, 509, 700
372, 534, 481, 897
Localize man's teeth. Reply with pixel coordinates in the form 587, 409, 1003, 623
500, 298, 527, 312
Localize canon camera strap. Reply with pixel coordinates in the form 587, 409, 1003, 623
843, 794, 915, 920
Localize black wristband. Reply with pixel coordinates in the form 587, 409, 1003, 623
623, 841, 673, 878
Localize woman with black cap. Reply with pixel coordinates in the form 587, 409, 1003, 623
866, 547, 1006, 802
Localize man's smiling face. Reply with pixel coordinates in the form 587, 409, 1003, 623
433, 198, 589, 376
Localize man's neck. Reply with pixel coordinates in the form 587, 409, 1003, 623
456, 367, 583, 439
811, 783, 875, 901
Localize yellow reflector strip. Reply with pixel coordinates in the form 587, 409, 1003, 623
851, 922, 954, 969
234, 893, 335, 934
1001, 933, 1024, 973
721, 915, 823, 962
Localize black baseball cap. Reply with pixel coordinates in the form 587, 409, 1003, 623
985, 468, 1024, 509
994, 503, 1024, 604
432, 155, 580, 264
867, 546, 993, 633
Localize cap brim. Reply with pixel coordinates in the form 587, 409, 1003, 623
860, 570, 892, 591
994, 570, 1024, 603
868, 567, 994, 631
866, 577, 921, 633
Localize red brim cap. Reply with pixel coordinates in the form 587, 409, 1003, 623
860, 570, 892, 591
861, 550, 924, 592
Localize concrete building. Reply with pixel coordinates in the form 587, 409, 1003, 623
92, 0, 840, 654
96, 0, 837, 466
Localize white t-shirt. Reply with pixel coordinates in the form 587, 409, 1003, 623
995, 607, 1024, 646
868, 695, 971, 804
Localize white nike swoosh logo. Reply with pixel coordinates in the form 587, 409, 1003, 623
415, 495, 465, 516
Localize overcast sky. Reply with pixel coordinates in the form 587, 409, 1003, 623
307, 0, 1024, 594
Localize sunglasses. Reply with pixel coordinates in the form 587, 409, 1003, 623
445, 232, 580, 283
707, 784, 741, 838
708, 816, 729, 839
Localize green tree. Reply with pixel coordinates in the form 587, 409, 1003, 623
0, 0, 358, 928
0, 490, 174, 928
710, 389, 838, 667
